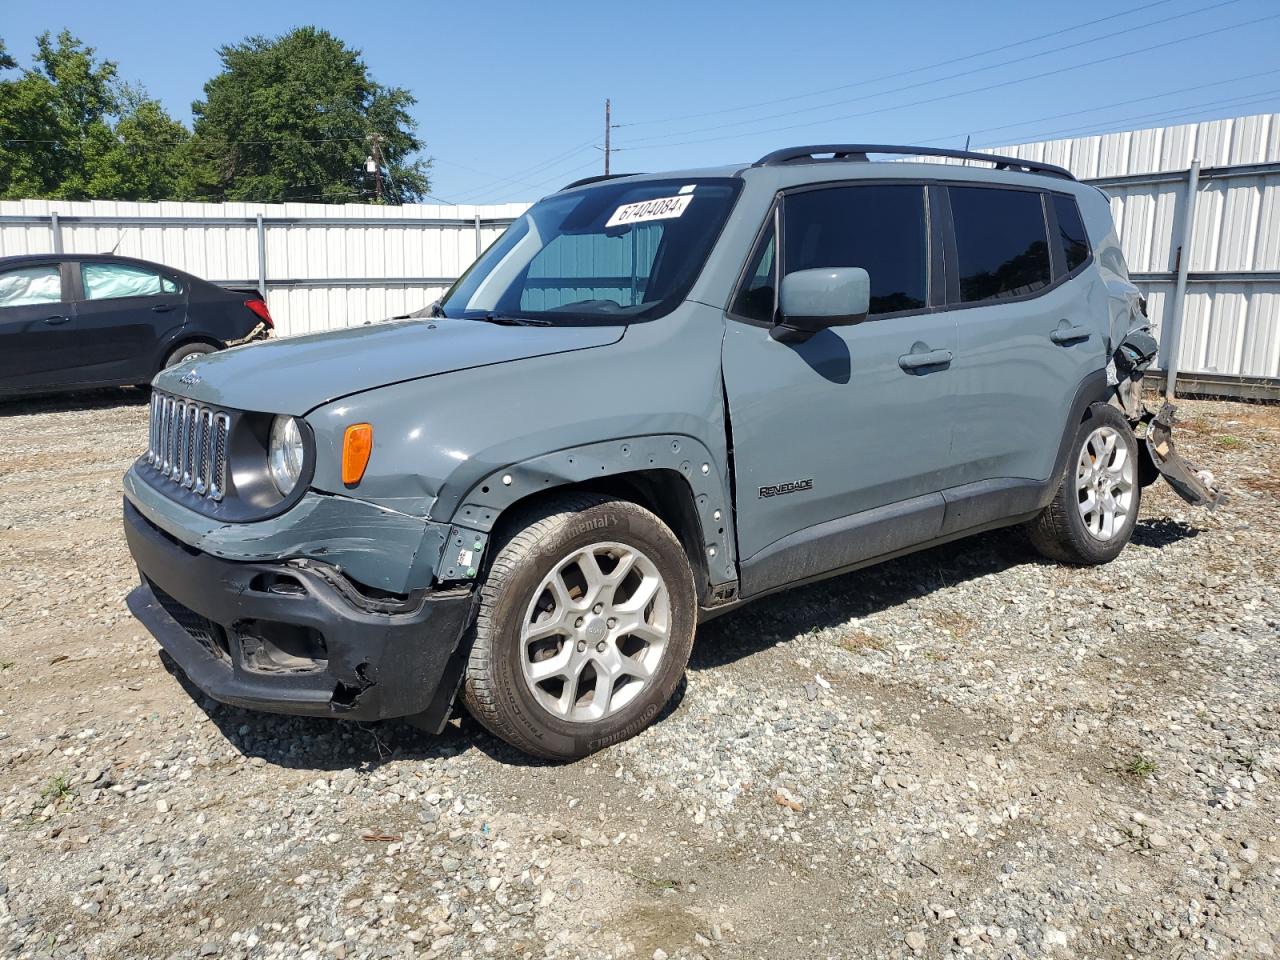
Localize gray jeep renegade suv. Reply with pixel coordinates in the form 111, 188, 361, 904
122, 144, 1220, 759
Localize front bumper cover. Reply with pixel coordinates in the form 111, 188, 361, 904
124, 499, 475, 727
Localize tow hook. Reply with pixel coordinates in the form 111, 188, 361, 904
1139, 402, 1227, 510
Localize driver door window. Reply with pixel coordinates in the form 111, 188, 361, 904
0, 265, 63, 307
782, 185, 929, 316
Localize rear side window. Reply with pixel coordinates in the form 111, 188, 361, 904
783, 185, 928, 316
81, 262, 179, 300
1052, 194, 1090, 273
0, 265, 62, 307
949, 187, 1051, 303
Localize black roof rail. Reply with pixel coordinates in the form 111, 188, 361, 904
561, 172, 643, 191
752, 144, 1075, 181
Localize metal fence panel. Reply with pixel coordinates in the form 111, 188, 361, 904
992, 113, 1280, 380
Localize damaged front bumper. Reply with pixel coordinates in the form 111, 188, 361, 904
123, 500, 475, 727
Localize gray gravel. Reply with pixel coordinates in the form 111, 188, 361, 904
1, 388, 1278, 959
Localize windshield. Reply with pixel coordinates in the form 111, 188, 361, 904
439, 177, 741, 324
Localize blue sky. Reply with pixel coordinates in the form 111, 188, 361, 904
5, 0, 1279, 204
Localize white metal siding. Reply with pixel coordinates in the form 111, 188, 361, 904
991, 113, 1280, 378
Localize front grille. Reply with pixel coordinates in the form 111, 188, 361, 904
147, 391, 230, 501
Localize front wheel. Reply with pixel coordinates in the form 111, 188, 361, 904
462, 494, 697, 760
1028, 403, 1141, 565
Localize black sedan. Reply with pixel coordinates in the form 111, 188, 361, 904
0, 253, 273, 398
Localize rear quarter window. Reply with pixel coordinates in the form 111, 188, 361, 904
1052, 194, 1091, 274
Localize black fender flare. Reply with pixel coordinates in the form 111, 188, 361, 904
436, 434, 738, 589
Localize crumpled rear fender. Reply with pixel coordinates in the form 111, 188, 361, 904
1109, 322, 1226, 510
1138, 402, 1227, 509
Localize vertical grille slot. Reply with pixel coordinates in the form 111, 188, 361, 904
211, 412, 230, 500
147, 391, 231, 503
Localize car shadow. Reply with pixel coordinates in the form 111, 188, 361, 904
160, 514, 1200, 770
160, 648, 687, 772
690, 515, 1202, 673
1130, 516, 1200, 548
0, 386, 150, 416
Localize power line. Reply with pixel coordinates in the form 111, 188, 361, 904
971, 89, 1280, 148
458, 154, 604, 204
915, 67, 1280, 146
0, 124, 601, 204
620, 0, 1247, 147
440, 137, 600, 202
619, 0, 1188, 130
611, 10, 1280, 154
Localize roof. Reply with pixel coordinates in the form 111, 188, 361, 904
0, 252, 172, 266
553, 145, 1085, 199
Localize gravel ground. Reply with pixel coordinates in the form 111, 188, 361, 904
0, 389, 1278, 960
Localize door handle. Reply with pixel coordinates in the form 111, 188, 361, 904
898, 348, 953, 371
1050, 324, 1091, 345
151, 304, 176, 313
43, 314, 71, 325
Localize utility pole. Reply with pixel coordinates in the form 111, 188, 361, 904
604, 99, 611, 176
367, 134, 384, 203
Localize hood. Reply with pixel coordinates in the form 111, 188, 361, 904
154, 317, 625, 415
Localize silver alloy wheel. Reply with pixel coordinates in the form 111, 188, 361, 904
1075, 425, 1136, 541
519, 541, 671, 723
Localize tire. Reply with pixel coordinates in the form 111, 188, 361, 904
1028, 403, 1142, 565
163, 342, 216, 368
462, 493, 697, 760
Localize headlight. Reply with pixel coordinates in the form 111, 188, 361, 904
267, 415, 305, 495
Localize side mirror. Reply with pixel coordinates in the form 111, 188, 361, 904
774, 267, 870, 342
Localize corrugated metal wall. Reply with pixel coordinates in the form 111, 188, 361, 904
3, 113, 1279, 380
989, 113, 1280, 379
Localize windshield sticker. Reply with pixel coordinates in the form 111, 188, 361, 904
606, 194, 693, 228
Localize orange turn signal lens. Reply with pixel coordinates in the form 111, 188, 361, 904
342, 423, 373, 486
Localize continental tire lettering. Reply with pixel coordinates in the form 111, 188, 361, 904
587, 702, 661, 751
568, 514, 616, 539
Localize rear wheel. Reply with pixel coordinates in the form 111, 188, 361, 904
1029, 403, 1141, 565
163, 341, 216, 368
462, 494, 696, 760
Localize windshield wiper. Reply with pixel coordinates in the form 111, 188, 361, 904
473, 313, 552, 327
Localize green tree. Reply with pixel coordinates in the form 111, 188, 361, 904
188, 27, 430, 204
0, 31, 192, 200
79, 86, 193, 200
